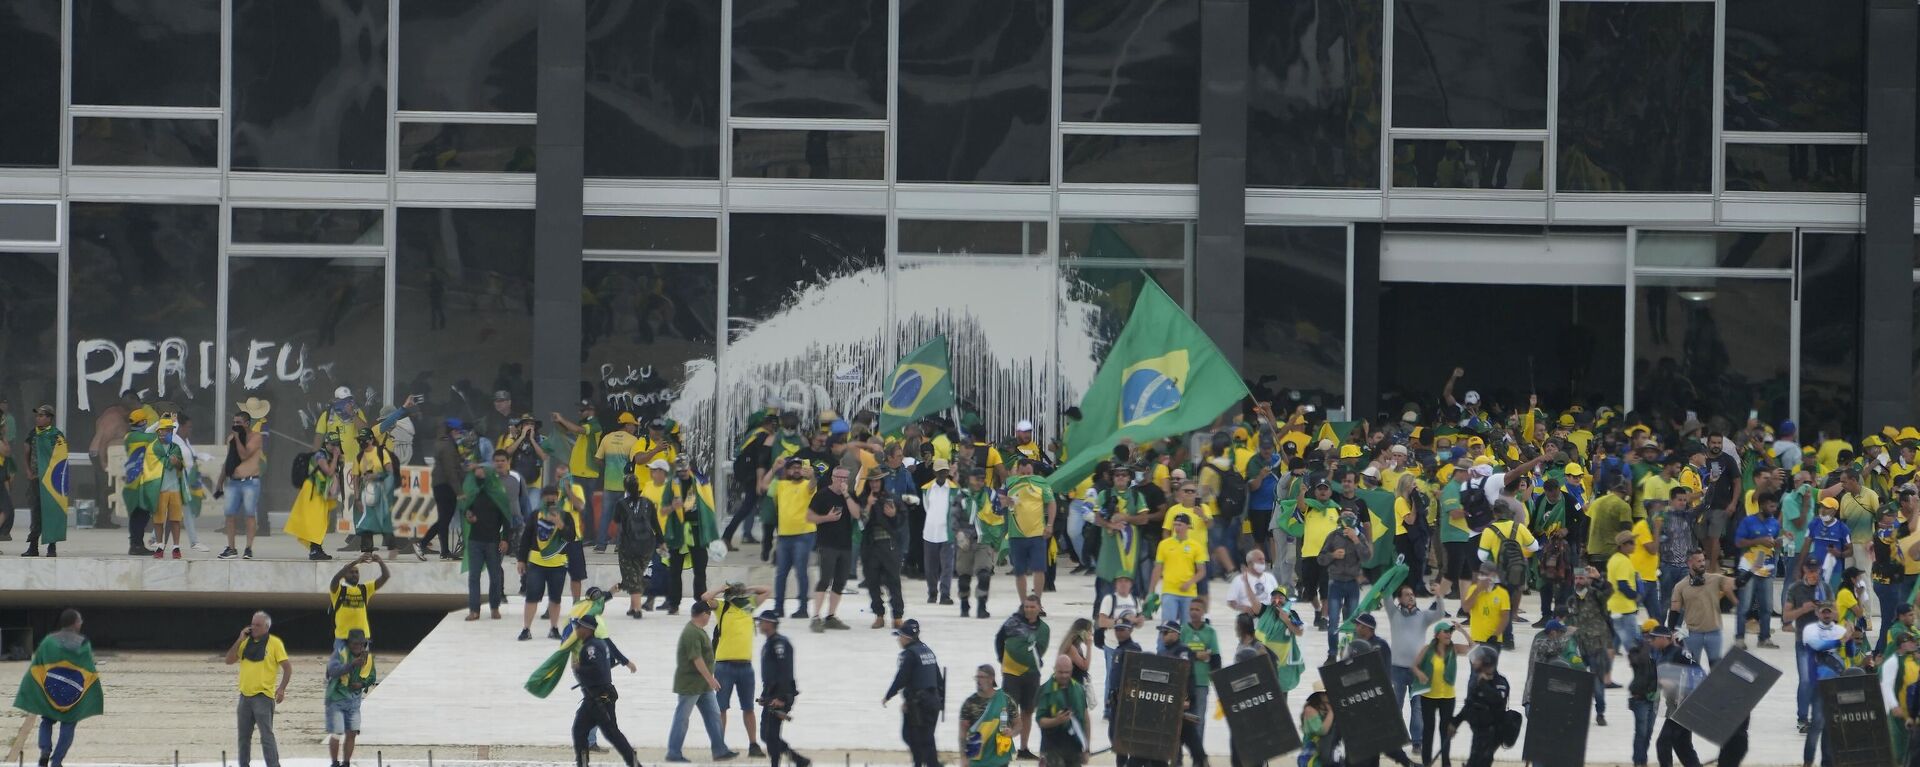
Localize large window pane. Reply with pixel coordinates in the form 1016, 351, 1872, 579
898, 0, 1051, 184
724, 213, 885, 438
1061, 135, 1198, 184
1382, 282, 1623, 414
1391, 139, 1544, 190
731, 129, 885, 180
1062, 0, 1199, 124
1248, 0, 1383, 188
400, 122, 538, 172
0, 0, 59, 167
1634, 231, 1793, 270
1557, 3, 1713, 193
1724, 0, 1865, 132
1633, 277, 1790, 427
1391, 0, 1547, 129
585, 0, 721, 179
1798, 233, 1861, 433
1245, 227, 1346, 410
73, 0, 219, 107
394, 208, 535, 437
1059, 267, 1186, 395
232, 209, 384, 245
398, 0, 536, 112
232, 0, 388, 173
228, 258, 387, 516
72, 117, 219, 168
68, 203, 220, 449
897, 259, 1053, 443
1060, 220, 1189, 261
0, 253, 59, 444
583, 216, 718, 252
731, 0, 887, 120
899, 220, 1047, 256
1724, 144, 1864, 194
582, 262, 718, 459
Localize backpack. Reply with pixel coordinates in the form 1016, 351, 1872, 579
1462, 478, 1495, 530
1211, 463, 1249, 522
1491, 522, 1528, 587
289, 451, 315, 490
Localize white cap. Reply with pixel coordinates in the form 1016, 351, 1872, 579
648, 459, 671, 472
1361, 466, 1380, 478
1389, 445, 1410, 456
1469, 464, 1494, 478
1463, 390, 1481, 405
334, 386, 352, 400
902, 457, 918, 468
1016, 419, 1034, 432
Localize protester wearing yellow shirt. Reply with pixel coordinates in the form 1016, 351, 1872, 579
327, 554, 390, 651
226, 611, 293, 767
629, 420, 679, 490
704, 582, 770, 752
1163, 484, 1214, 555
1461, 567, 1511, 645
1636, 461, 1684, 519
1293, 480, 1343, 624
1151, 513, 1206, 624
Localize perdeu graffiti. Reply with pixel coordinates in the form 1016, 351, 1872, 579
74, 337, 334, 411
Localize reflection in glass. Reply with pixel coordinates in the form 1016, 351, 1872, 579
73, 0, 219, 106
897, 259, 1053, 442
585, 0, 721, 178
0, 0, 59, 167
899, 220, 1046, 256
583, 262, 718, 460
1391, 0, 1547, 129
1724, 0, 1865, 132
1248, 0, 1383, 188
67, 203, 220, 448
1059, 221, 1189, 261
0, 253, 59, 438
721, 213, 886, 443
400, 122, 537, 172
732, 130, 885, 180
1634, 277, 1790, 427
898, 0, 1051, 184
1556, 3, 1712, 193
1383, 283, 1623, 412
1061, 135, 1197, 184
584, 216, 718, 252
1724, 145, 1863, 194
731, 0, 887, 119
0, 204, 59, 243
398, 0, 537, 112
72, 117, 219, 168
1634, 231, 1792, 270
1798, 234, 1861, 431
232, 0, 388, 173
1062, 0, 1199, 123
1391, 140, 1543, 190
1245, 227, 1346, 409
232, 209, 384, 245
228, 257, 387, 515
1059, 267, 1185, 391
394, 208, 536, 432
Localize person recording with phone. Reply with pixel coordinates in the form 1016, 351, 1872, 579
225, 611, 292, 767
215, 400, 270, 560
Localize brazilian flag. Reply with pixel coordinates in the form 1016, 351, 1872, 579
525, 594, 610, 698
1356, 488, 1398, 570
33, 427, 70, 544
880, 336, 956, 436
123, 430, 162, 514
1049, 279, 1251, 493
14, 635, 103, 723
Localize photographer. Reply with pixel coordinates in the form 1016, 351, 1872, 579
215, 400, 269, 560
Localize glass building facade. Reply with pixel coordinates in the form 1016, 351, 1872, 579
0, 0, 1913, 492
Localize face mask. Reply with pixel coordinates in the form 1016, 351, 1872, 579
1249, 562, 1266, 575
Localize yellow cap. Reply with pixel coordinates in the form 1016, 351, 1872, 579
1466, 436, 1486, 447
1556, 414, 1575, 427
616, 412, 637, 425
1640, 619, 1660, 633
1899, 427, 1920, 444
1820, 497, 1840, 509
156, 417, 177, 430
1565, 463, 1586, 477
1339, 445, 1362, 459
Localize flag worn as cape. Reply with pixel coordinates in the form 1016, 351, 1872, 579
1037, 678, 1089, 750
1410, 640, 1456, 698
880, 336, 956, 437
666, 476, 721, 555
122, 430, 162, 513
526, 595, 609, 698
13, 633, 102, 723
1255, 606, 1306, 692
969, 689, 1017, 767
284, 461, 334, 547
1048, 279, 1250, 493
33, 426, 70, 544
458, 470, 515, 573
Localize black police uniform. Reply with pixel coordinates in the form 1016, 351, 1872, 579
759, 630, 809, 767
886, 637, 944, 767
571, 634, 639, 767
1155, 639, 1207, 767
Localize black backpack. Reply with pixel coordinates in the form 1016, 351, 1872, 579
1209, 463, 1249, 522
1491, 522, 1528, 587
1462, 478, 1495, 530
289, 451, 315, 490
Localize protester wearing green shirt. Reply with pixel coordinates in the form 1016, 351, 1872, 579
1034, 656, 1089, 766
668, 602, 737, 762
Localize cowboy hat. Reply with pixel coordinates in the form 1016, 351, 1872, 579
236, 397, 272, 420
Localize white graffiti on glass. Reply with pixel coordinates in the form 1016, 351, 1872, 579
74, 337, 333, 411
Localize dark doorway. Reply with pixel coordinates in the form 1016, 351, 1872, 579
1376, 283, 1624, 418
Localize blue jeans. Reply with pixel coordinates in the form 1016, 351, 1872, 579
1638, 576, 1663, 618
1629, 697, 1656, 766
667, 690, 730, 760
1391, 665, 1424, 747
1325, 578, 1361, 650
1683, 628, 1723, 668
1875, 580, 1910, 652
596, 491, 621, 548
1658, 565, 1688, 621
1805, 696, 1830, 766
1796, 643, 1814, 722
1160, 594, 1193, 625
38, 717, 74, 767
1612, 613, 1643, 653
1735, 574, 1773, 641
223, 477, 261, 518
774, 533, 815, 613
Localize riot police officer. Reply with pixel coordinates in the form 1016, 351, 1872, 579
569, 615, 639, 767
884, 619, 944, 767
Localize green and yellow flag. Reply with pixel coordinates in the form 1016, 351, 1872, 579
33, 426, 70, 544
13, 634, 103, 723
525, 595, 609, 698
122, 430, 162, 514
880, 336, 956, 436
1049, 279, 1250, 493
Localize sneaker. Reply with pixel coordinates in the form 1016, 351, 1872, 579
1733, 639, 1747, 651
810, 618, 825, 634
154, 547, 164, 559
414, 542, 430, 561
191, 542, 210, 552
1759, 639, 1780, 649
243, 548, 254, 560
549, 627, 563, 640
823, 616, 851, 630
792, 755, 812, 767
172, 547, 183, 559
218, 547, 239, 560
1312, 615, 1328, 629
1596, 713, 1607, 726
664, 757, 691, 763
1017, 749, 1039, 761
21, 548, 39, 558
309, 549, 333, 561
518, 629, 532, 641
939, 596, 954, 606
1797, 719, 1809, 733
749, 745, 767, 758
791, 609, 809, 620
714, 751, 739, 761
128, 545, 152, 556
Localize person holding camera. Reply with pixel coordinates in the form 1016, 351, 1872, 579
1317, 509, 1373, 659
225, 611, 293, 767
216, 400, 269, 560
705, 582, 771, 757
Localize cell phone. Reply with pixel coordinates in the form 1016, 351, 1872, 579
1749, 409, 1759, 420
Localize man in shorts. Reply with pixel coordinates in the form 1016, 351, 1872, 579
516, 488, 575, 641
324, 629, 376, 767
706, 583, 770, 757
1293, 478, 1342, 628
1003, 460, 1057, 609
806, 468, 859, 632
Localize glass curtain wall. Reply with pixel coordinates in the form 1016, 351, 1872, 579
1631, 231, 1793, 427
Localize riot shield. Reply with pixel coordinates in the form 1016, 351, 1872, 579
1522, 661, 1593, 767
1321, 650, 1409, 759
1668, 647, 1782, 745
1112, 652, 1191, 763
1214, 657, 1302, 764
1819, 672, 1894, 767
